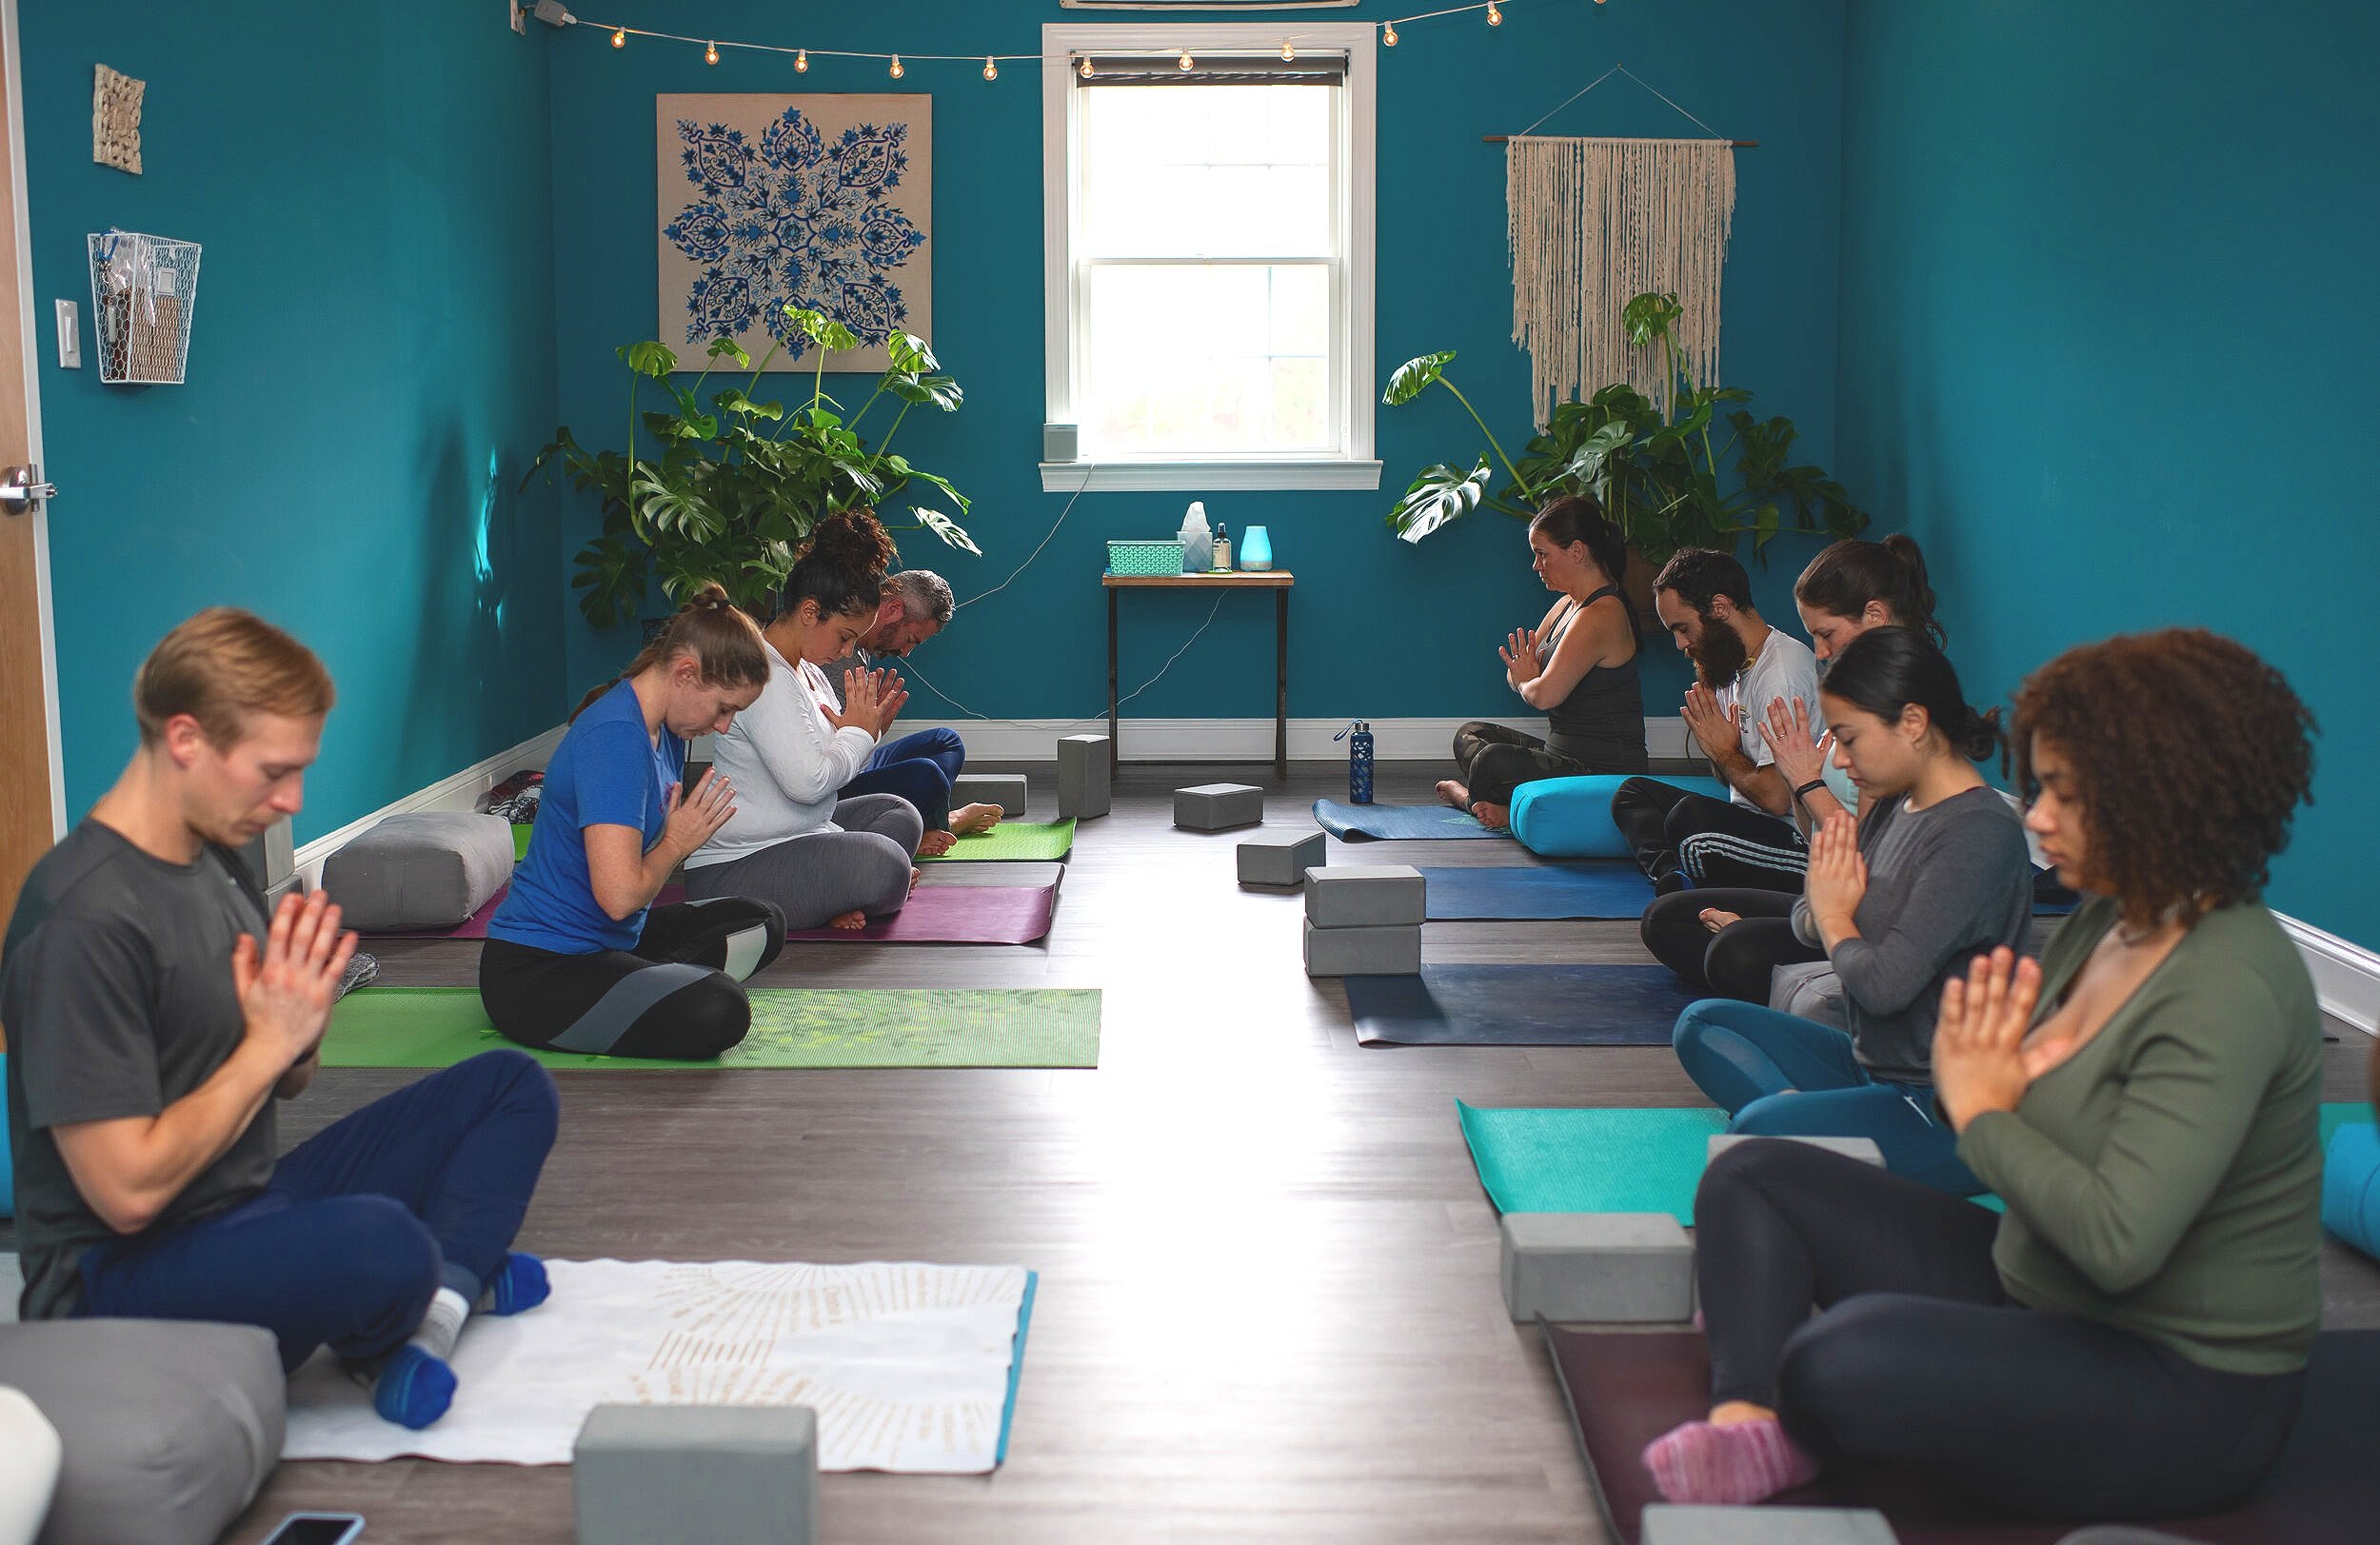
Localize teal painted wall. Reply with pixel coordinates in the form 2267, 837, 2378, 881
1835, 1, 2380, 946
546, 1, 1851, 723
21, 2, 566, 844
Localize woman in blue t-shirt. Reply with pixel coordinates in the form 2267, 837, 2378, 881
479, 586, 787, 1059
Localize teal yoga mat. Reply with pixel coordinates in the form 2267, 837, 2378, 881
1313, 799, 1509, 841
1457, 1101, 1727, 1223
1418, 863, 1654, 921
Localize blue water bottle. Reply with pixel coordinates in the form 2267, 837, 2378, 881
1335, 720, 1376, 804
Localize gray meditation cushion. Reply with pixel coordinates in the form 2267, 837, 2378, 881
323, 810, 516, 930
0, 1317, 285, 1545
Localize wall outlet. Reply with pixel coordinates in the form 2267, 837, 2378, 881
54, 299, 79, 368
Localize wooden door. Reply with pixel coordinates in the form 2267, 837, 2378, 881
0, 5, 60, 965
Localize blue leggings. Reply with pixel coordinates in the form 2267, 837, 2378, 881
1672, 999, 1979, 1195
74, 1050, 559, 1371
841, 727, 963, 829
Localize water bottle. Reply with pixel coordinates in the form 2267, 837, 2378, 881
1335, 720, 1376, 804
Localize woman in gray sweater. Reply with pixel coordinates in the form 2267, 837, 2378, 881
1670, 627, 2033, 1193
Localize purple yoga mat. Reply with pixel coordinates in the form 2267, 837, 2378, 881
362, 882, 688, 941
783, 882, 1058, 944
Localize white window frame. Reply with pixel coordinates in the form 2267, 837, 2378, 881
1041, 21, 1378, 493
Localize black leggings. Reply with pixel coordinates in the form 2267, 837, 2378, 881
1611, 777, 1808, 890
1696, 1140, 2306, 1519
1451, 722, 1589, 806
478, 898, 785, 1060
1640, 886, 1823, 999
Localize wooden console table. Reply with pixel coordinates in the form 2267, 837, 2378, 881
1102, 569, 1294, 782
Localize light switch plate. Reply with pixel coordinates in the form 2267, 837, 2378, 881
54, 299, 79, 367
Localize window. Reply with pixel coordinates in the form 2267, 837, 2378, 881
1041, 23, 1378, 491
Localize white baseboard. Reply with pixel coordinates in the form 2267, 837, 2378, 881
288, 725, 565, 890
890, 714, 1694, 763
2278, 913, 2380, 1038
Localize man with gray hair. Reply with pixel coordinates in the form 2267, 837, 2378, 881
825, 570, 1000, 856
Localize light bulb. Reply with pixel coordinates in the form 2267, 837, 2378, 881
983, 56, 999, 81
1487, 2, 1503, 25
1382, 22, 1398, 46
795, 49, 808, 72
1079, 55, 1095, 77
704, 40, 720, 65
1179, 50, 1194, 70
888, 54, 903, 79
1280, 39, 1296, 61
609, 26, 625, 48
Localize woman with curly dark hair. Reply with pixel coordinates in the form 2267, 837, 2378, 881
1647, 628, 2324, 1521
684, 509, 937, 930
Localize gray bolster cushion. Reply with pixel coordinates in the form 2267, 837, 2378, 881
323, 810, 516, 930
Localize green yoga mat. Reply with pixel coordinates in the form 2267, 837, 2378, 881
1460, 1100, 2380, 1227
512, 822, 533, 861
323, 986, 1101, 1070
918, 819, 1076, 862
1458, 1101, 1728, 1224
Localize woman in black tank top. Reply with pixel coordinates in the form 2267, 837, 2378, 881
1439, 495, 1648, 828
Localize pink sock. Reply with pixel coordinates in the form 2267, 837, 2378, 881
1641, 1417, 1818, 1506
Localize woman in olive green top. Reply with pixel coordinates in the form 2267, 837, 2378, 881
1644, 629, 2323, 1519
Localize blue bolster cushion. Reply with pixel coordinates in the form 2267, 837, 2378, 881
1507, 774, 1730, 859
2324, 1121, 2380, 1262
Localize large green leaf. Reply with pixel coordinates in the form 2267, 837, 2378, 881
784, 305, 861, 355
912, 506, 981, 556
1386, 459, 1490, 543
618, 341, 677, 380
1383, 351, 1456, 406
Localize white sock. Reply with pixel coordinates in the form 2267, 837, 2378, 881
407, 1287, 471, 1364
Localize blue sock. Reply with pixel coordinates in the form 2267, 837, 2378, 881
479, 1252, 549, 1317
372, 1344, 458, 1430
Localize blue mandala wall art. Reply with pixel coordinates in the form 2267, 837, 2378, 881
656, 93, 932, 373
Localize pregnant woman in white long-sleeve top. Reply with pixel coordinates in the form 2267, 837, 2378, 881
684, 510, 928, 929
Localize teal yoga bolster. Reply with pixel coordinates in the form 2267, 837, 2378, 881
1507, 774, 1729, 859
2323, 1121, 2380, 1261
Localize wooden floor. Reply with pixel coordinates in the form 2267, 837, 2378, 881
209, 763, 2380, 1544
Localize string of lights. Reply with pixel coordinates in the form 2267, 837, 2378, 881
541, 0, 1610, 82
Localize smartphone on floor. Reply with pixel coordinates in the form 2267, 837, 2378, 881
261, 1515, 365, 1545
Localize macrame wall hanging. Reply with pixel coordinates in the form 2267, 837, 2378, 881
1497, 66, 1744, 426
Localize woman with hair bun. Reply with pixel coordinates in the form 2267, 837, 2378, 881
1668, 626, 2033, 1193
1650, 630, 2324, 1520
1438, 493, 1647, 828
481, 584, 787, 1060
684, 508, 940, 931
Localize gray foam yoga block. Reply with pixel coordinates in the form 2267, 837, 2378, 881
1057, 733, 1110, 819
573, 1404, 818, 1545
1707, 1134, 1885, 1168
1641, 1504, 1899, 1544
952, 772, 1029, 818
1301, 918, 1420, 978
1239, 829, 1326, 887
1303, 863, 1425, 928
1499, 1212, 1694, 1323
1174, 782, 1263, 831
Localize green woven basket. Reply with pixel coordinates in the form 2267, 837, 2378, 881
1106, 539, 1187, 577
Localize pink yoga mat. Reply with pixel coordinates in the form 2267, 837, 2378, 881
784, 882, 1057, 944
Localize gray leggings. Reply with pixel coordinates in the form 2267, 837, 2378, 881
683, 794, 923, 929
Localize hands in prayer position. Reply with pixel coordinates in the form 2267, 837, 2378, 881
1763, 696, 1833, 791
660, 767, 738, 862
1932, 945, 2047, 1133
1682, 682, 1743, 763
1499, 625, 1543, 685
1803, 812, 1869, 943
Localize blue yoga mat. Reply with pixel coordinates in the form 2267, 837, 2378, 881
1312, 799, 1509, 842
1346, 963, 1697, 1047
1419, 863, 1654, 921
1458, 1101, 1728, 1221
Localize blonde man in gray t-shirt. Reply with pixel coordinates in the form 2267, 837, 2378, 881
1611, 548, 1827, 894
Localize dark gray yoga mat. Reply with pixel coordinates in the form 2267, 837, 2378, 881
1418, 864, 1654, 921
1345, 964, 1697, 1047
1313, 799, 1509, 842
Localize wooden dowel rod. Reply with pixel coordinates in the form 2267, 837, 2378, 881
1483, 135, 1758, 148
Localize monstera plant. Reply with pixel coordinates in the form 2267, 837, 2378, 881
1383, 291, 1866, 567
528, 304, 977, 626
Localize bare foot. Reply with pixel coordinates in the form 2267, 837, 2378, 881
1470, 801, 1511, 829
909, 867, 923, 893
1697, 908, 1743, 934
918, 828, 957, 858
1709, 1401, 1779, 1427
950, 802, 1002, 835
829, 909, 868, 930
1436, 780, 1471, 810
